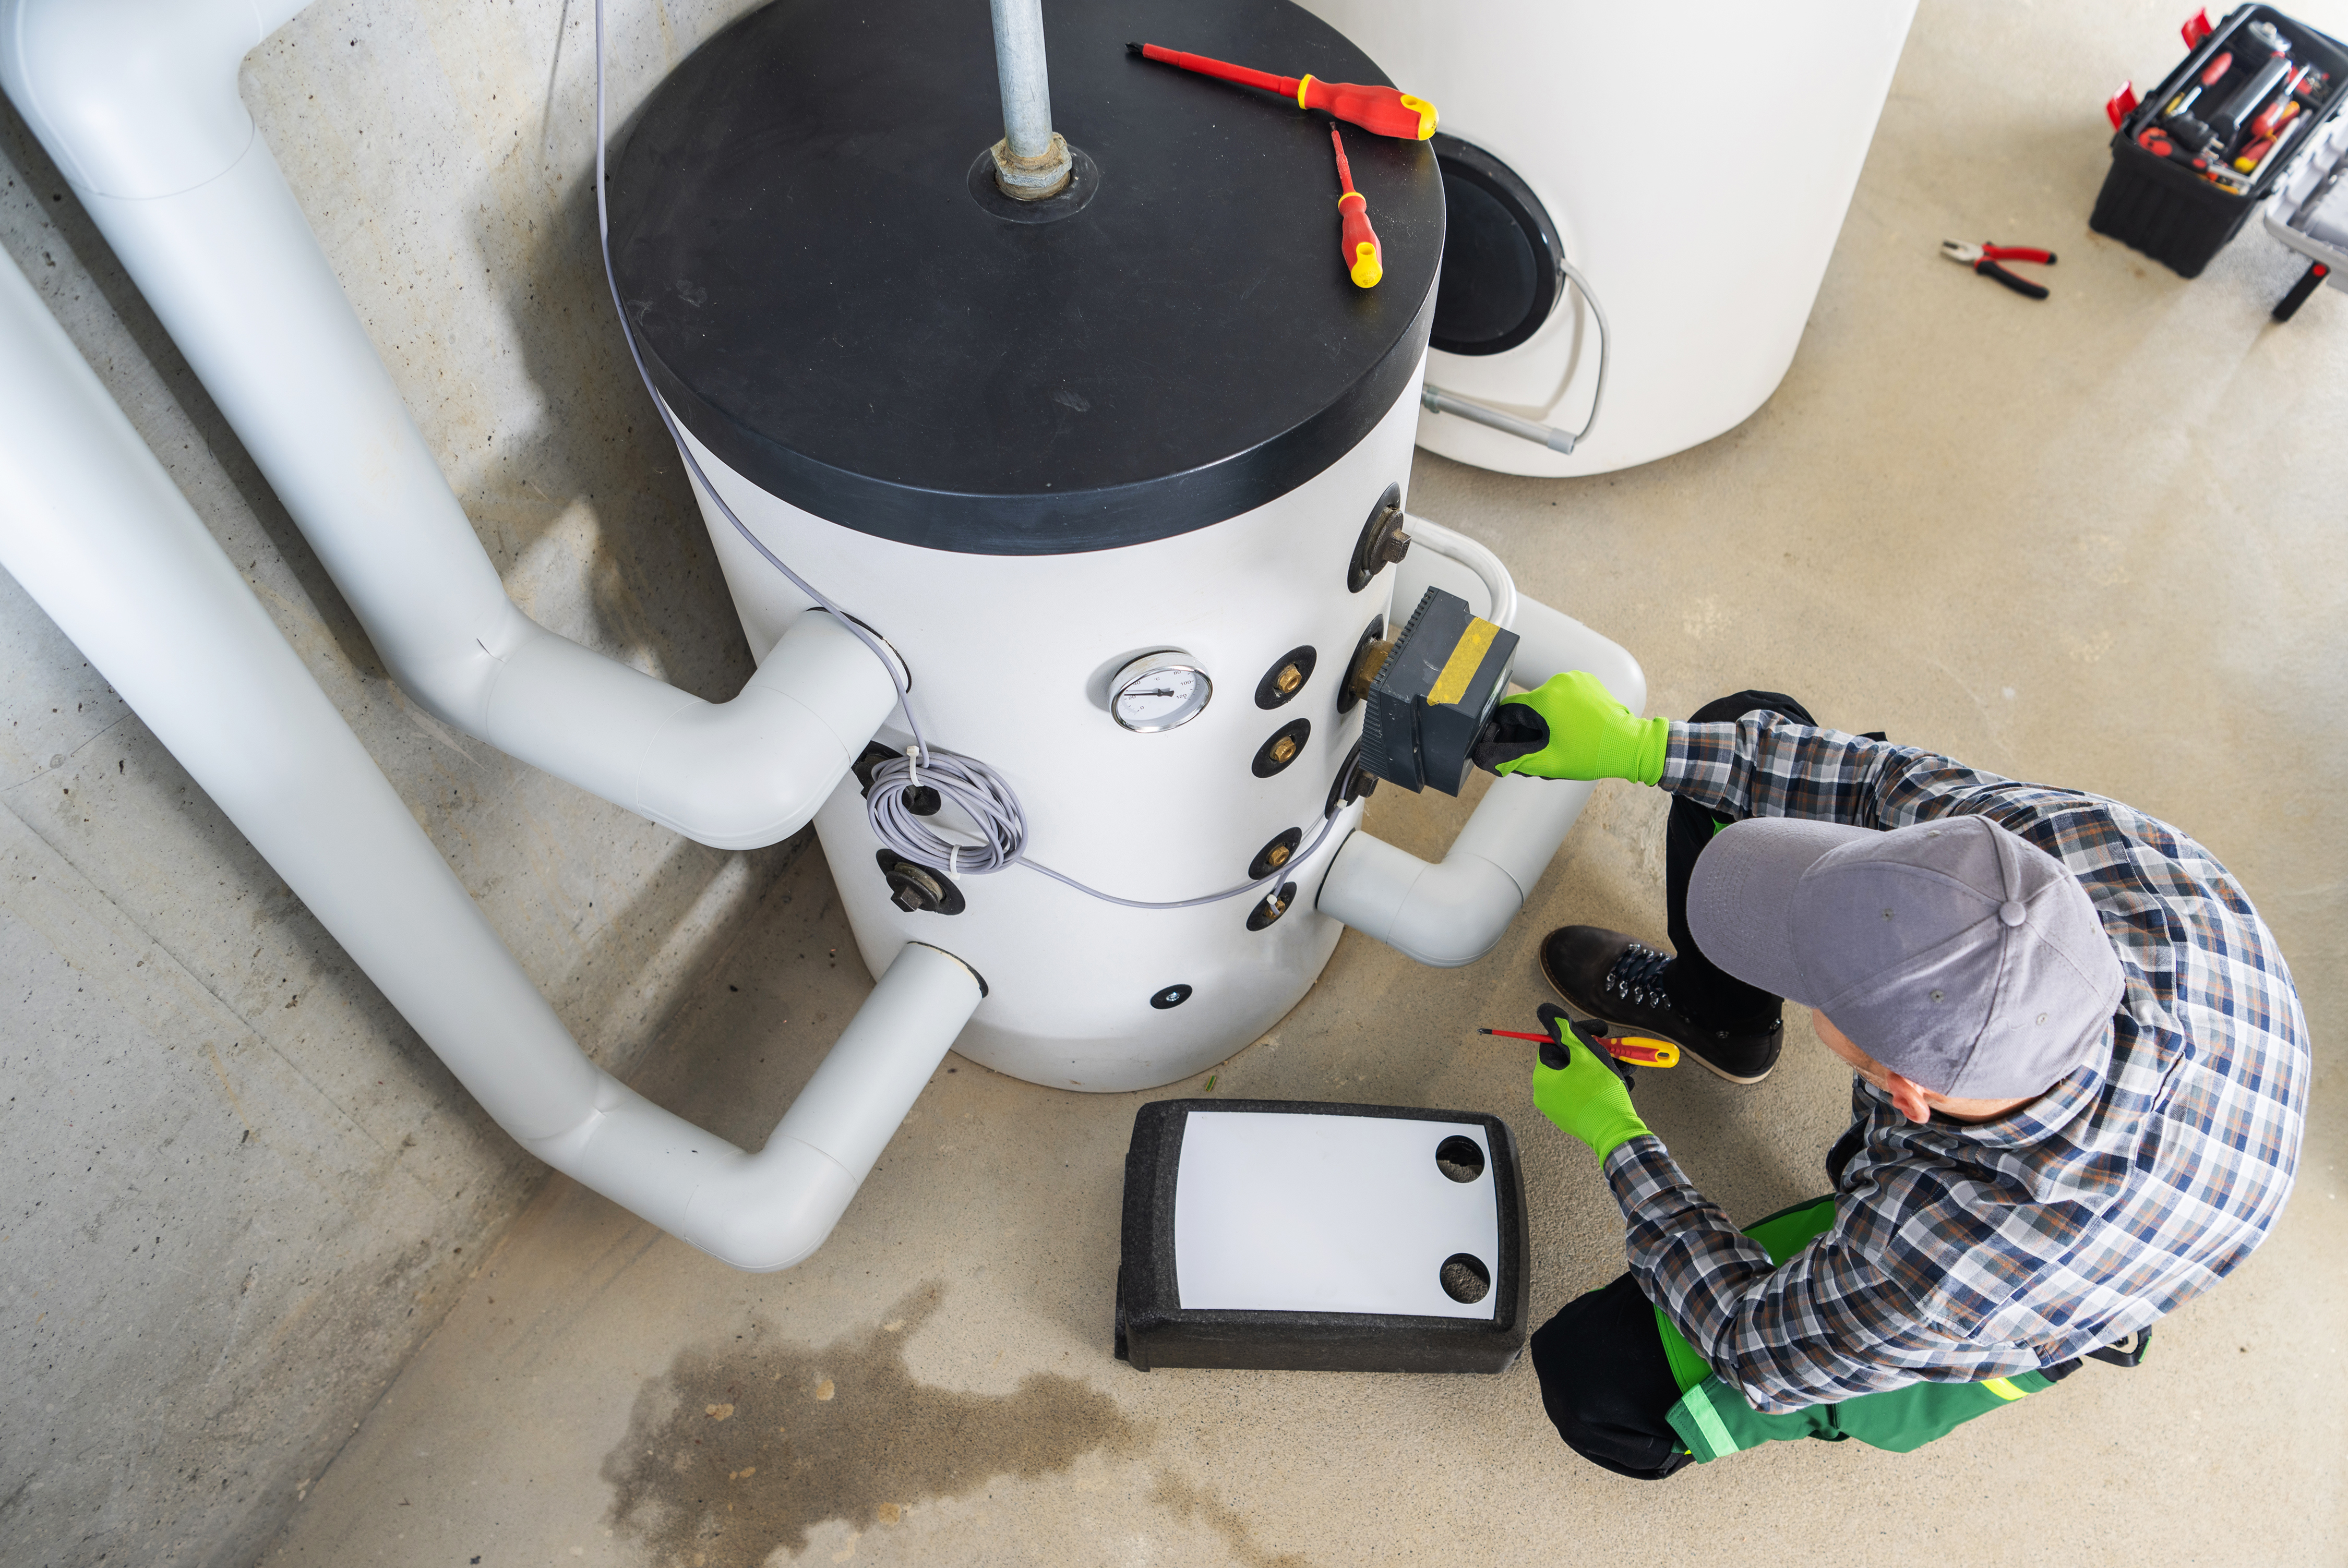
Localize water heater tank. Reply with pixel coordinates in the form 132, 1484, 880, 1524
1299, 0, 1919, 477
607, 0, 1446, 1091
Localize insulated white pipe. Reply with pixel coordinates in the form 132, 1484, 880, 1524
0, 0, 899, 852
1315, 535, 1645, 968
0, 242, 982, 1271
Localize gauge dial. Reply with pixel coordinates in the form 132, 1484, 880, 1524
1111, 653, 1212, 733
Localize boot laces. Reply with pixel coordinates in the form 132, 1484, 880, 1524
1603, 944, 1674, 1010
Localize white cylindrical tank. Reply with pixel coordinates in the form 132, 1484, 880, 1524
608, 0, 1449, 1091
1299, 0, 1919, 476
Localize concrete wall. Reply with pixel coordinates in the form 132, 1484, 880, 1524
0, 3, 771, 1562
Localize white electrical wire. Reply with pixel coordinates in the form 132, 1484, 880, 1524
590, 2, 1333, 913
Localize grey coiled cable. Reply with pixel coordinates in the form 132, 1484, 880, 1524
593, 5, 1331, 912
864, 748, 1026, 877
866, 745, 1349, 910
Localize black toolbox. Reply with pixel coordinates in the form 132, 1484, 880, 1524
2091, 5, 2348, 276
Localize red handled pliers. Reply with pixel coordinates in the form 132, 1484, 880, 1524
1941, 240, 2057, 300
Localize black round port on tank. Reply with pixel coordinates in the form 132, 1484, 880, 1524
1335, 617, 1383, 715
852, 740, 938, 814
1324, 740, 1379, 818
1252, 718, 1311, 778
1440, 1252, 1492, 1304
1150, 984, 1193, 1010
1254, 646, 1317, 709
1248, 827, 1303, 881
605, 0, 1445, 557
1347, 485, 1409, 593
1429, 134, 1562, 357
875, 850, 965, 914
1434, 1135, 1486, 1184
1245, 882, 1299, 932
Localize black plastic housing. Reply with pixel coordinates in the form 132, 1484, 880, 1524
1358, 587, 1518, 796
1115, 1100, 1531, 1374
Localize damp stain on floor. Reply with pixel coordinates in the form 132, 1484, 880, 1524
602, 1283, 1143, 1566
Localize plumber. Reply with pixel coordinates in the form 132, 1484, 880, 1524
1471, 676, 2310, 1475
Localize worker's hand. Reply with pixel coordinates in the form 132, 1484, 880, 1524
1471, 671, 1669, 785
1532, 1010, 1651, 1161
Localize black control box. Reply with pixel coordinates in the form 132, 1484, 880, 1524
1356, 587, 1518, 796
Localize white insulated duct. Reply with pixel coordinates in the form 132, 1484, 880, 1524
0, 241, 984, 1272
0, 0, 899, 852
1314, 533, 1646, 968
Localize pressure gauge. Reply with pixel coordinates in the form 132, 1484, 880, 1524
1110, 652, 1212, 733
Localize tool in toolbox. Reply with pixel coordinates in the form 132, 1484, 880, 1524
1127, 42, 1439, 140
2206, 22, 2299, 146
1328, 126, 1383, 288
2136, 120, 2225, 176
2233, 104, 2308, 171
1939, 240, 2058, 299
1480, 1025, 1680, 1070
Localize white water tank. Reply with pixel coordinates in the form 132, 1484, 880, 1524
608, 0, 1451, 1091
1301, 0, 1920, 476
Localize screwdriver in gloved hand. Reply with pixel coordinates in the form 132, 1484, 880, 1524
1128, 41, 1437, 140
1329, 126, 1382, 288
1479, 1026, 1679, 1068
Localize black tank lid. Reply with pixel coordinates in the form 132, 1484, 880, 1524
607, 0, 1442, 556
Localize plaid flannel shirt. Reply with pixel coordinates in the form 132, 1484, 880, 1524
1602, 713, 2309, 1415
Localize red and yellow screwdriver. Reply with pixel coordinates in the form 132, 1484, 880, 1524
1479, 1027, 1681, 1069
1128, 41, 1438, 140
1329, 126, 1381, 289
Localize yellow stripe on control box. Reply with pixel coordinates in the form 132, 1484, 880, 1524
1427, 618, 1500, 706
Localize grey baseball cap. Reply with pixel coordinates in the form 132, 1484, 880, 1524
1686, 814, 2125, 1099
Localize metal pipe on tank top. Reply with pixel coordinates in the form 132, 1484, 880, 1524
988, 0, 1074, 198
990, 0, 1053, 158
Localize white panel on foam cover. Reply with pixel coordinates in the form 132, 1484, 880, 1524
1173, 1112, 1500, 1319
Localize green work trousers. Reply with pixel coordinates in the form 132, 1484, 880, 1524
1653, 1196, 2062, 1464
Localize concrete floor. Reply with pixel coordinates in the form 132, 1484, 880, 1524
266, 4, 2347, 1565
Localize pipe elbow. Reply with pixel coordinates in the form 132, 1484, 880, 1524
475, 608, 898, 850
516, 1081, 855, 1271
0, 0, 268, 198
678, 1136, 860, 1272
635, 611, 900, 849
1316, 830, 1525, 968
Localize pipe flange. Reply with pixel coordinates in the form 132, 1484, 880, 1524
992, 132, 1073, 200
876, 850, 966, 915
965, 142, 1100, 226
1244, 881, 1299, 932
1347, 484, 1410, 593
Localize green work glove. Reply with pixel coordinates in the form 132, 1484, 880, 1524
1470, 670, 1669, 785
1531, 1007, 1652, 1161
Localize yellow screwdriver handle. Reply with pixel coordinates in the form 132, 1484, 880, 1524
1606, 1035, 1680, 1068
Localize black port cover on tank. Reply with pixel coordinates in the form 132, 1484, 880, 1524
1428, 134, 1561, 357
606, 0, 1443, 556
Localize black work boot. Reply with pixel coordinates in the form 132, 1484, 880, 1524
1538, 926, 1783, 1084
